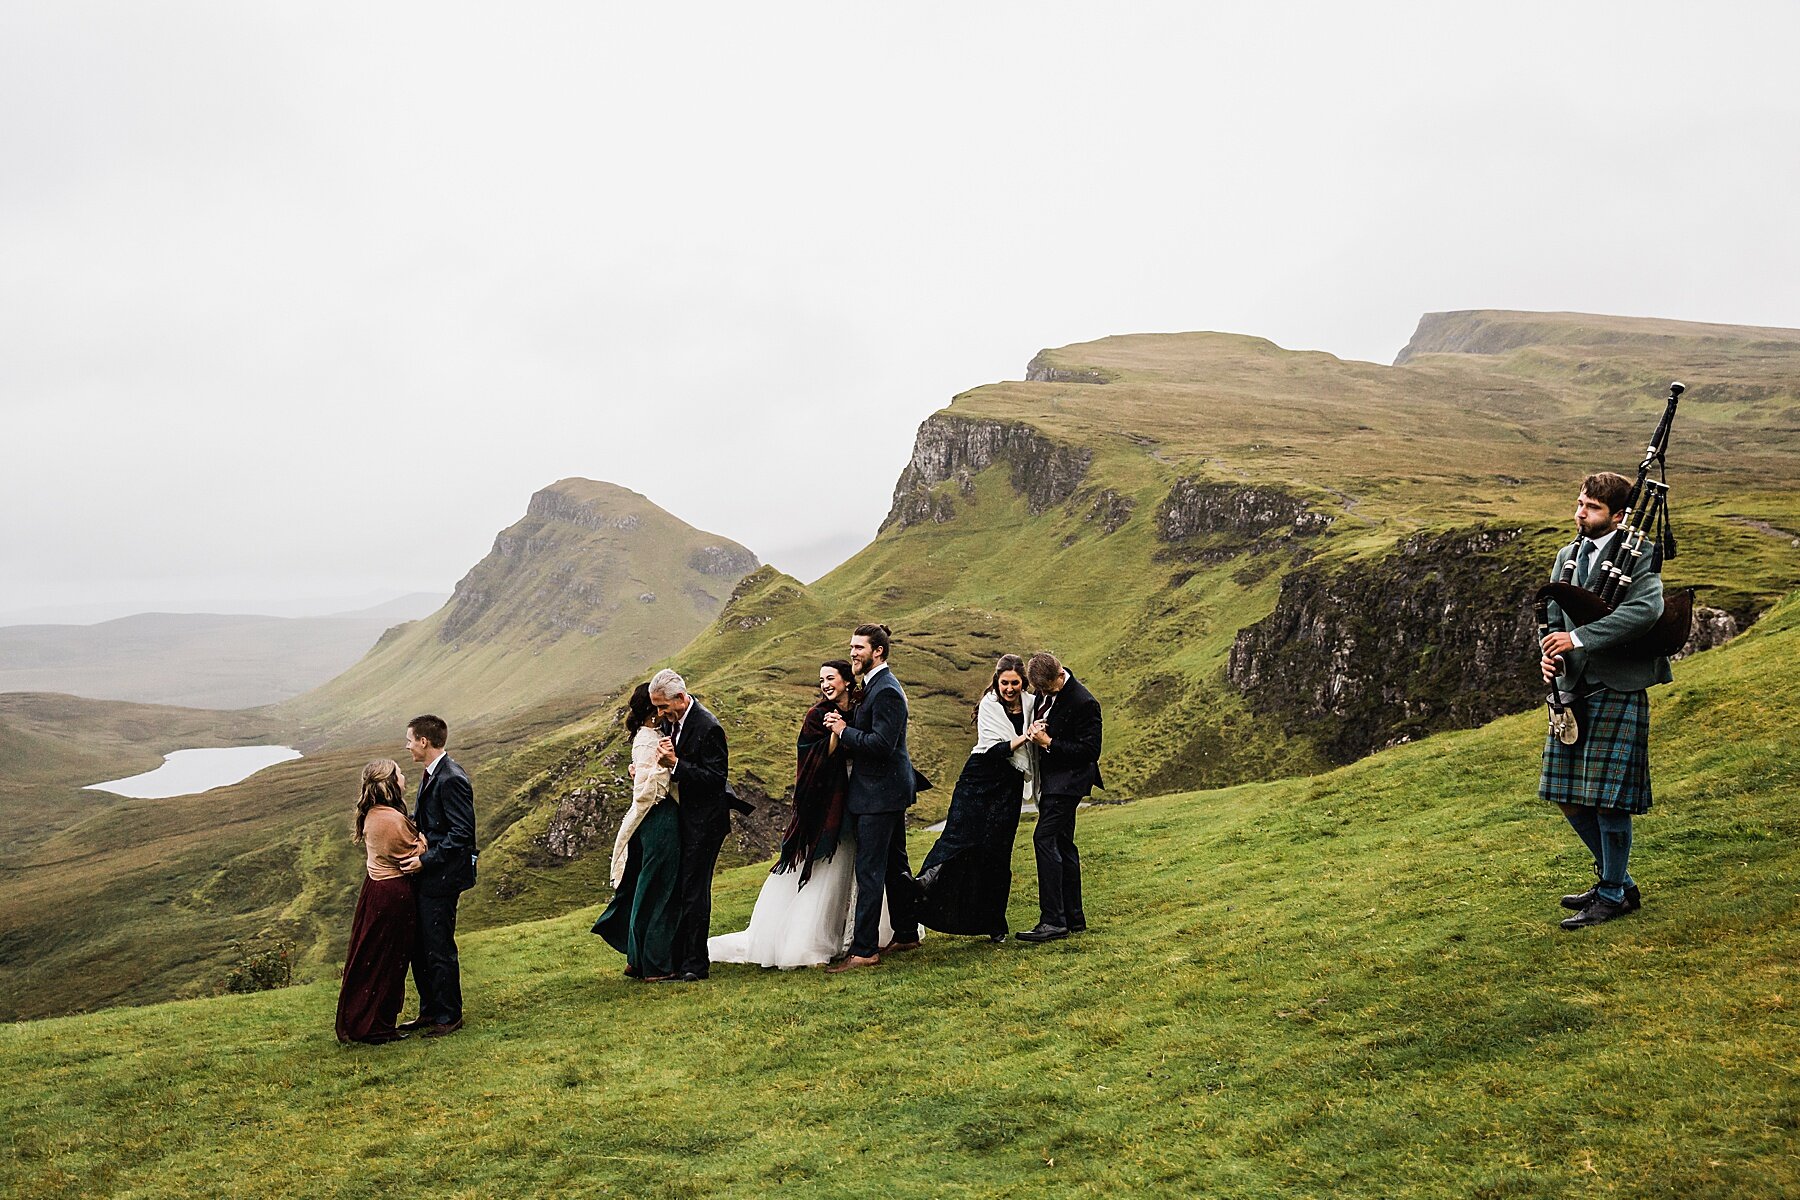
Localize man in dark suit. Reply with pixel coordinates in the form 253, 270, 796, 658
398, 713, 477, 1036
1018, 652, 1102, 943
823, 622, 924, 973
650, 668, 733, 982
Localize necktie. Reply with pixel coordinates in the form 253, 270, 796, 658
1577, 538, 1596, 587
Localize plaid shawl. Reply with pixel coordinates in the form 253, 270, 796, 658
1539, 687, 1653, 814
774, 698, 852, 886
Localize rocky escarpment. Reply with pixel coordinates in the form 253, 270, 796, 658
689, 544, 760, 578
882, 414, 1093, 531
1227, 527, 1546, 762
1025, 350, 1111, 385
1157, 479, 1334, 544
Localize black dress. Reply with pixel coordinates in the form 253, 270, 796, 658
917, 708, 1027, 938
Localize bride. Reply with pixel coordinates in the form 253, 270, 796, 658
709, 659, 891, 968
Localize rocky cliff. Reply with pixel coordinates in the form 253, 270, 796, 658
882, 414, 1093, 530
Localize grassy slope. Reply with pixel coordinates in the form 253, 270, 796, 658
5, 590, 1797, 1199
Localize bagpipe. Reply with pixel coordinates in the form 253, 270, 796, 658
1535, 382, 1696, 745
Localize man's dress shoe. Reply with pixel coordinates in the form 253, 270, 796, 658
1015, 923, 1069, 943
880, 940, 922, 954
395, 1017, 430, 1032
1560, 898, 1627, 930
420, 1018, 464, 1037
1560, 884, 1641, 912
824, 954, 881, 974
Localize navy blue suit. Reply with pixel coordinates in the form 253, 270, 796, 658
837, 665, 923, 956
410, 754, 476, 1024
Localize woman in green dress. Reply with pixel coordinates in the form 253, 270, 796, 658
591, 682, 682, 979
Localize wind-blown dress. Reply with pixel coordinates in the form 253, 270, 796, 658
709, 698, 891, 967
918, 691, 1037, 937
591, 726, 681, 976
336, 805, 428, 1043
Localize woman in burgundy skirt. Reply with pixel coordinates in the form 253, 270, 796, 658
336, 758, 427, 1044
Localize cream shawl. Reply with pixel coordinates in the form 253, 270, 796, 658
974, 690, 1039, 803
610, 726, 673, 888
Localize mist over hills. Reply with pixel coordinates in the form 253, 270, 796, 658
3, 309, 1799, 1022
0, 596, 441, 709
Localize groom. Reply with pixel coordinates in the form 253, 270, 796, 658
823, 622, 924, 973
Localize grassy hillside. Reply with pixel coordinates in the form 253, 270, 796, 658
466, 312, 1800, 929
6, 589, 1797, 1198
0, 611, 398, 709
278, 478, 758, 742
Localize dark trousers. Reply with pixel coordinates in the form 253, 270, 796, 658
411, 890, 463, 1024
1033, 792, 1085, 929
849, 810, 920, 958
675, 810, 731, 977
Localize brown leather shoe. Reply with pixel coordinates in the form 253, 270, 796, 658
824, 954, 880, 974
420, 1018, 464, 1037
880, 939, 922, 954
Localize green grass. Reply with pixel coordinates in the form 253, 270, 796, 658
6, 593, 1798, 1198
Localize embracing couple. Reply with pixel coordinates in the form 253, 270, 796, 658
592, 668, 747, 983
709, 622, 931, 973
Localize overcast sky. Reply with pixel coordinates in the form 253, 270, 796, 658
5, 2, 1797, 624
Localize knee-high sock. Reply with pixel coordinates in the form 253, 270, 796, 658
1595, 809, 1635, 902
1561, 805, 1603, 876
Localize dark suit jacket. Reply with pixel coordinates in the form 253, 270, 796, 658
838, 666, 920, 815
1037, 672, 1103, 798
412, 754, 477, 898
669, 699, 732, 833
1544, 541, 1674, 694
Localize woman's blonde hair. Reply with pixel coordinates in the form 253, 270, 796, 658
354, 759, 407, 844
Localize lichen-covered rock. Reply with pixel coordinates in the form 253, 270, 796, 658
1157, 478, 1333, 542
882, 414, 1093, 531
1227, 526, 1545, 762
1675, 604, 1738, 659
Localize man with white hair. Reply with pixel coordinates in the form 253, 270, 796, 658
648, 668, 734, 982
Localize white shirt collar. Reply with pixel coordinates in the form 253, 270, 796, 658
864, 663, 889, 683
424, 751, 444, 778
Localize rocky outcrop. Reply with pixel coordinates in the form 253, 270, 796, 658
689, 544, 760, 578
1676, 605, 1738, 659
882, 414, 1092, 531
526, 488, 643, 532
1025, 351, 1110, 384
1227, 526, 1544, 762
1074, 488, 1136, 535
1157, 479, 1333, 543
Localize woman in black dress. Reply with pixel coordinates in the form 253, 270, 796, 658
917, 654, 1037, 941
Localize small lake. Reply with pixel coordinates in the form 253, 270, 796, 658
86, 746, 303, 799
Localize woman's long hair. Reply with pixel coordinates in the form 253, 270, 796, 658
354, 759, 407, 844
973, 653, 1028, 723
624, 681, 657, 736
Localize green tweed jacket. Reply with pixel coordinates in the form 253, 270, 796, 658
1544, 540, 1675, 694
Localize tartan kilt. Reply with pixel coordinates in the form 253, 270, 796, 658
1539, 687, 1652, 814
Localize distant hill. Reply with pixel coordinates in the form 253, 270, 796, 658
280, 478, 759, 740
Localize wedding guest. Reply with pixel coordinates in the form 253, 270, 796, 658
397, 714, 477, 1037
918, 654, 1037, 942
593, 683, 682, 979
1017, 651, 1103, 943
710, 660, 892, 968
650, 669, 736, 983
336, 759, 427, 1045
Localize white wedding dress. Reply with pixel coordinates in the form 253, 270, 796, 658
708, 834, 895, 969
